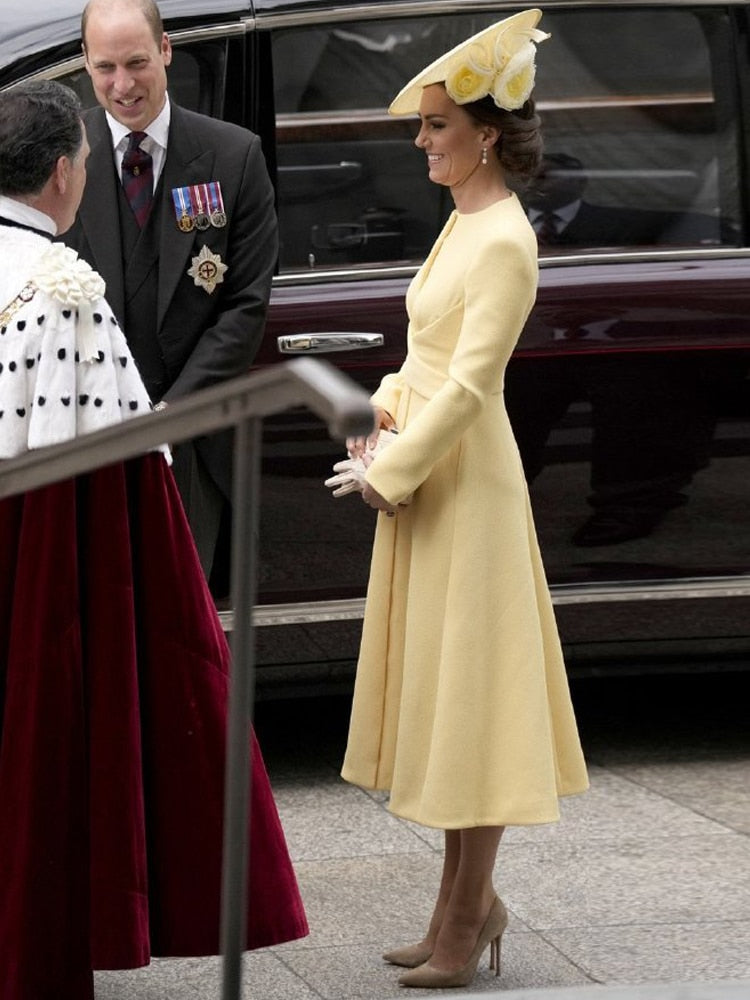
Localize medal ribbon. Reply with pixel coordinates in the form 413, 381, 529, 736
171, 186, 193, 229
208, 182, 226, 226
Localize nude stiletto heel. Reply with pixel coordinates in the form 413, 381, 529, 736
398, 896, 508, 989
490, 931, 501, 974
382, 941, 433, 968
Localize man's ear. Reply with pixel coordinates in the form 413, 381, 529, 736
161, 32, 173, 67
53, 155, 70, 195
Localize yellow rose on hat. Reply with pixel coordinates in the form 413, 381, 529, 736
445, 43, 495, 104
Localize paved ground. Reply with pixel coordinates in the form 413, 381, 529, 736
94, 673, 750, 999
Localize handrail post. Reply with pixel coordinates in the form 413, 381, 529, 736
221, 415, 262, 1000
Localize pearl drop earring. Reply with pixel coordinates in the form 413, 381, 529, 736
481, 147, 488, 165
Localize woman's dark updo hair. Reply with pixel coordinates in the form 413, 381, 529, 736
463, 96, 543, 181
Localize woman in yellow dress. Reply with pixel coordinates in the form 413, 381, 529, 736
338, 9, 589, 990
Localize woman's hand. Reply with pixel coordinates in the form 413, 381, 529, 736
362, 481, 400, 516
346, 407, 396, 460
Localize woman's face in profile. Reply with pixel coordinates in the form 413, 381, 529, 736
414, 84, 487, 190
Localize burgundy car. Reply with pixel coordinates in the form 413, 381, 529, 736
3, 0, 749, 693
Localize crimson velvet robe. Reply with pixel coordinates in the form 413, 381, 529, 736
0, 453, 308, 999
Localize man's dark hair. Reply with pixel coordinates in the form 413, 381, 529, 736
0, 80, 83, 197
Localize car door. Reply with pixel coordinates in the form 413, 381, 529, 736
251, 0, 750, 684
7, 0, 748, 686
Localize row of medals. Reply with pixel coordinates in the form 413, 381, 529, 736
178, 209, 226, 232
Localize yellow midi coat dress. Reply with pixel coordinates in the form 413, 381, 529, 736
341, 194, 589, 829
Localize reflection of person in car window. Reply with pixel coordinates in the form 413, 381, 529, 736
506, 349, 717, 546
336, 11, 588, 991
523, 152, 724, 247
299, 24, 438, 111
513, 151, 728, 545
297, 20, 495, 111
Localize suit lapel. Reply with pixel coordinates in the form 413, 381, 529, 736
79, 110, 126, 322
157, 105, 215, 331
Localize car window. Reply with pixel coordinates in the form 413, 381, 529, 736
270, 6, 742, 272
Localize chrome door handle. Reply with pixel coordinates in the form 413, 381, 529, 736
277, 332, 384, 354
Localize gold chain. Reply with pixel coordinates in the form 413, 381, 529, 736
0, 282, 37, 327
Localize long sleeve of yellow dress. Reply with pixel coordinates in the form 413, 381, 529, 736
366, 196, 537, 505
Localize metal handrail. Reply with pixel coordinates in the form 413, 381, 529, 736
0, 356, 372, 497
0, 356, 374, 1000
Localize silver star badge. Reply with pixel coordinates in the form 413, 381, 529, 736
187, 245, 228, 294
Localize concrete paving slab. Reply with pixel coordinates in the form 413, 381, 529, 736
274, 853, 446, 951
271, 781, 433, 862
448, 980, 750, 1000
95, 951, 318, 999
496, 834, 750, 928
279, 929, 595, 998
543, 922, 750, 984
605, 760, 750, 835
500, 766, 732, 845
360, 788, 447, 851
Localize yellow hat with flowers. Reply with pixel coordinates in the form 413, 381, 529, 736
388, 8, 549, 116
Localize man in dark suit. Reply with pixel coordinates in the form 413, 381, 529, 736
513, 153, 718, 545
65, 0, 278, 588
524, 151, 724, 248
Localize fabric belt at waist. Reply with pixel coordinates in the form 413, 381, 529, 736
401, 353, 503, 397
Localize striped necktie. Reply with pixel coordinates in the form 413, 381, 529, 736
122, 131, 153, 227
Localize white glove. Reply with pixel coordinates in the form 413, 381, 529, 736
325, 456, 367, 497
324, 429, 397, 498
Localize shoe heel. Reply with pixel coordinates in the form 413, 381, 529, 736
489, 932, 502, 975
398, 896, 508, 989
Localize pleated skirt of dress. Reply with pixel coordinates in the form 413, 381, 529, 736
0, 454, 308, 1000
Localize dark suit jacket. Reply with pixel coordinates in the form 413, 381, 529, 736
545, 200, 722, 248
65, 102, 278, 497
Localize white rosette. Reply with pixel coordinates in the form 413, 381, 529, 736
0, 238, 166, 459
33, 244, 106, 364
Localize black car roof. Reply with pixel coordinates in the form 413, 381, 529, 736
1, 0, 252, 73
4, 0, 737, 79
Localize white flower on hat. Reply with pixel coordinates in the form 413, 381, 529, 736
444, 23, 549, 111
492, 40, 539, 110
